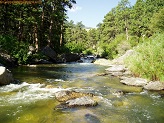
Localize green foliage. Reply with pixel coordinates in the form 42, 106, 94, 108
64, 21, 88, 53
83, 48, 94, 55
13, 43, 29, 64
65, 41, 85, 53
150, 8, 164, 33
0, 35, 30, 64
125, 33, 164, 81
98, 34, 127, 59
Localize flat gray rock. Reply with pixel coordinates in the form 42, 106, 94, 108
120, 77, 148, 87
144, 81, 164, 91
106, 65, 126, 72
66, 96, 98, 107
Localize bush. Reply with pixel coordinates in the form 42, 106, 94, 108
83, 48, 94, 55
65, 41, 86, 53
125, 33, 164, 81
98, 34, 127, 59
0, 35, 30, 64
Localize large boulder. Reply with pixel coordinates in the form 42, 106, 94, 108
120, 77, 148, 87
144, 81, 164, 91
42, 46, 57, 62
0, 66, 14, 85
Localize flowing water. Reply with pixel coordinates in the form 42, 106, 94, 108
0, 63, 164, 123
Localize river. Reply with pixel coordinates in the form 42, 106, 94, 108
0, 63, 164, 123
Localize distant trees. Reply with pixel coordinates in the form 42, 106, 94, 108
64, 21, 87, 53
64, 0, 164, 58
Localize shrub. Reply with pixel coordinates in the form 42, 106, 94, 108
98, 34, 127, 59
0, 35, 30, 64
125, 33, 164, 81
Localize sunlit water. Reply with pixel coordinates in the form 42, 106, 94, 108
0, 63, 164, 123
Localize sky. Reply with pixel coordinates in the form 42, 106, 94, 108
67, 0, 137, 28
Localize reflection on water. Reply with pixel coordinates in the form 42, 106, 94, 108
0, 63, 164, 123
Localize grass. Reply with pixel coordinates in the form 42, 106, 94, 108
125, 33, 164, 82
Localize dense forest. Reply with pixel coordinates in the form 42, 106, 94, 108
0, 0, 76, 64
0, 0, 164, 81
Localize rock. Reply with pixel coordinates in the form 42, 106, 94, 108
0, 63, 3, 66
77, 59, 83, 63
110, 72, 123, 77
55, 91, 98, 109
30, 58, 53, 64
28, 46, 36, 55
0, 66, 14, 85
66, 96, 98, 107
94, 58, 111, 66
96, 73, 108, 76
0, 51, 16, 67
144, 81, 164, 91
106, 65, 126, 72
112, 90, 124, 97
111, 50, 134, 65
55, 90, 94, 102
123, 70, 132, 76
61, 53, 80, 62
42, 46, 57, 62
120, 77, 148, 87
29, 46, 35, 52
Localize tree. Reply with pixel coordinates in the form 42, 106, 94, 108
130, 0, 146, 37
150, 8, 164, 33
0, 0, 77, 64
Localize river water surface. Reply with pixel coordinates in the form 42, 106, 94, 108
0, 63, 164, 123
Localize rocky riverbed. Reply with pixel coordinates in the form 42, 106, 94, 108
94, 50, 164, 91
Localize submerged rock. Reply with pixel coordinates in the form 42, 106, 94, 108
120, 77, 148, 87
112, 90, 124, 97
144, 81, 164, 91
85, 113, 101, 123
0, 66, 14, 85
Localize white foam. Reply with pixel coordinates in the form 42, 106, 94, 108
0, 82, 67, 105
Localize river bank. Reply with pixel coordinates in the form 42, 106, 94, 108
94, 50, 164, 91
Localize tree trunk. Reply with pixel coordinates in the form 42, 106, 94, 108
60, 24, 63, 46
125, 19, 129, 40
40, 2, 45, 48
34, 25, 39, 52
18, 11, 23, 42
